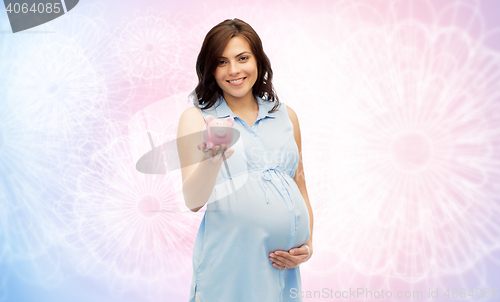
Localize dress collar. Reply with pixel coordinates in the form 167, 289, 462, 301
215, 95, 277, 121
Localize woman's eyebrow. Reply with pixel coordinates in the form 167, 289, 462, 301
219, 51, 251, 59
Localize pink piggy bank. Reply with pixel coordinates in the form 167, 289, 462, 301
201, 115, 235, 150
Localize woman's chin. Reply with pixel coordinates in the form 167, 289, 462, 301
224, 90, 254, 100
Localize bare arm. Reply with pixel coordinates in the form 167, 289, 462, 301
287, 105, 314, 256
176, 107, 234, 212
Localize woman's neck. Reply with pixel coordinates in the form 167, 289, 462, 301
223, 92, 258, 115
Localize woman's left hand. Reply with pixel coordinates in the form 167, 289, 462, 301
269, 244, 312, 270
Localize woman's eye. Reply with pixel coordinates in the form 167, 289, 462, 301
240, 56, 248, 61
218, 60, 226, 65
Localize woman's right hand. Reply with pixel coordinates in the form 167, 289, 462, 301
197, 142, 235, 163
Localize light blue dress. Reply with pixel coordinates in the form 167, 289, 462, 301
189, 95, 311, 302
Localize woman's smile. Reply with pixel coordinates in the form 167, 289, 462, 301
227, 77, 247, 86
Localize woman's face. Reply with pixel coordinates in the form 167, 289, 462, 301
213, 35, 258, 102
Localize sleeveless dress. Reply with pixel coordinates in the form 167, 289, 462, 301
189, 94, 311, 302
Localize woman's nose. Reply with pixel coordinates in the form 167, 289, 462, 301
228, 62, 240, 75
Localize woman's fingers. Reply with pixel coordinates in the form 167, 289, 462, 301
209, 145, 229, 163
289, 245, 312, 263
224, 147, 234, 159
289, 245, 309, 257
212, 145, 220, 157
271, 257, 288, 269
199, 143, 234, 162
209, 152, 221, 162
210, 144, 226, 156
269, 254, 292, 269
269, 251, 299, 269
268, 245, 312, 269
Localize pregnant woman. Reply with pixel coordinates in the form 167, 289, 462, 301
177, 18, 314, 302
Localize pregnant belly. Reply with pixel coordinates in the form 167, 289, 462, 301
225, 177, 310, 252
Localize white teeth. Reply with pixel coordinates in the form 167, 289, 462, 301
229, 78, 244, 83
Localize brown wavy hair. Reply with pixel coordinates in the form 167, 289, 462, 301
190, 18, 280, 113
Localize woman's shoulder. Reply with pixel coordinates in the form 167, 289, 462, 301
178, 106, 206, 137
181, 106, 205, 121
284, 104, 298, 121
285, 104, 295, 117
